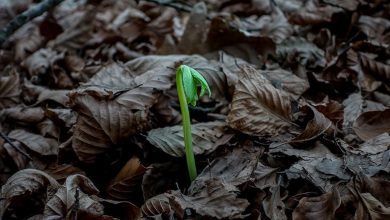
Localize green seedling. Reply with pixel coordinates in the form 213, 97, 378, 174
176, 65, 211, 181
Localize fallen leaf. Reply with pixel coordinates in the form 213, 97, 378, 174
141, 193, 172, 218
263, 185, 287, 220
293, 187, 341, 220
0, 70, 20, 108
353, 109, 390, 140
147, 121, 231, 157
0, 106, 45, 124
253, 162, 279, 189
227, 65, 293, 136
8, 129, 59, 156
355, 193, 390, 220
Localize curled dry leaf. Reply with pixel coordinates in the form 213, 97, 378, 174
2, 142, 29, 170
22, 81, 69, 106
0, 71, 20, 108
43, 174, 103, 219
253, 162, 279, 189
8, 129, 58, 156
358, 15, 390, 43
0, 106, 45, 124
322, 0, 359, 11
106, 157, 146, 201
293, 187, 341, 220
167, 177, 249, 219
290, 105, 334, 147
0, 169, 60, 218
353, 109, 390, 141
147, 121, 232, 157
141, 193, 172, 218
355, 193, 390, 220
44, 164, 85, 184
227, 65, 293, 136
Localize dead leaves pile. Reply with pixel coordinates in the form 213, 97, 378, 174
1, 0, 390, 219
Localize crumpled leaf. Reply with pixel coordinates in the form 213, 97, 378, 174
359, 53, 390, 82
253, 162, 279, 189
293, 187, 341, 220
290, 105, 334, 147
353, 109, 390, 141
227, 65, 293, 136
323, 0, 359, 11
0, 106, 45, 124
147, 121, 232, 157
106, 157, 146, 201
43, 174, 103, 219
167, 177, 249, 219
22, 81, 69, 106
44, 164, 85, 184
0, 169, 60, 218
8, 129, 59, 156
358, 15, 390, 43
276, 37, 326, 68
0, 70, 20, 108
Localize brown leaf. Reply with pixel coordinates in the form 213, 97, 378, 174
323, 0, 359, 11
37, 118, 60, 139
8, 129, 59, 156
353, 109, 390, 141
141, 194, 172, 218
0, 106, 45, 124
0, 169, 60, 218
43, 174, 103, 219
358, 15, 390, 43
355, 193, 390, 220
359, 53, 390, 82
191, 147, 260, 190
0, 71, 20, 108
106, 157, 146, 201
314, 99, 344, 127
147, 121, 232, 157
289, 4, 341, 26
167, 177, 249, 219
263, 185, 287, 220
293, 187, 341, 220
22, 81, 69, 106
290, 105, 334, 146
2, 142, 29, 170
44, 164, 85, 184
227, 65, 293, 136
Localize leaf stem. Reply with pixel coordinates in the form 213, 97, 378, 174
176, 70, 197, 181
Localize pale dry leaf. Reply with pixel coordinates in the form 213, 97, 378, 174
358, 15, 390, 43
141, 193, 171, 218
45, 108, 76, 128
0, 169, 60, 218
107, 157, 146, 201
323, 0, 359, 11
359, 53, 390, 81
37, 118, 60, 139
0, 106, 45, 124
22, 81, 69, 106
351, 133, 390, 155
8, 129, 59, 156
293, 187, 341, 220
146, 121, 231, 157
227, 65, 293, 136
168, 177, 249, 219
43, 174, 103, 219
0, 71, 20, 108
262, 185, 287, 220
353, 109, 390, 141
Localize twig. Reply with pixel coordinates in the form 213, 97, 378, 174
0, 0, 65, 46
0, 131, 32, 160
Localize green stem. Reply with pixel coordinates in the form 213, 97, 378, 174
176, 71, 197, 181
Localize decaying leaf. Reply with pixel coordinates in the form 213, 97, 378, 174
167, 177, 249, 219
0, 71, 20, 108
0, 169, 60, 218
106, 157, 146, 201
8, 129, 58, 156
359, 53, 390, 82
43, 174, 103, 219
293, 187, 341, 220
253, 162, 279, 189
355, 193, 390, 220
227, 65, 293, 136
141, 193, 172, 218
263, 185, 287, 220
147, 121, 232, 157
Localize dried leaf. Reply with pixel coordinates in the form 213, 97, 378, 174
107, 157, 146, 201
323, 0, 359, 11
359, 53, 390, 82
0, 169, 60, 218
22, 81, 69, 106
43, 174, 103, 219
353, 109, 390, 140
0, 71, 20, 108
253, 162, 279, 189
168, 177, 249, 219
358, 15, 390, 43
227, 65, 292, 136
263, 185, 287, 220
2, 142, 29, 170
44, 164, 85, 184
147, 121, 231, 157
141, 194, 171, 217
290, 105, 334, 146
0, 106, 45, 124
8, 129, 59, 156
293, 187, 341, 220
355, 193, 390, 220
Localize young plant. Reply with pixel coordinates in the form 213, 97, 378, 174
176, 65, 211, 181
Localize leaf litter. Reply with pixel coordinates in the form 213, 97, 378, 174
0, 0, 390, 219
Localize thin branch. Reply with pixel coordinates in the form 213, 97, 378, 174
0, 0, 65, 46
0, 131, 32, 160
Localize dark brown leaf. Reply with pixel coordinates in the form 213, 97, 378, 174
355, 193, 390, 220
141, 194, 172, 218
8, 129, 59, 156
227, 65, 293, 136
0, 70, 20, 108
263, 185, 287, 220
353, 109, 390, 140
